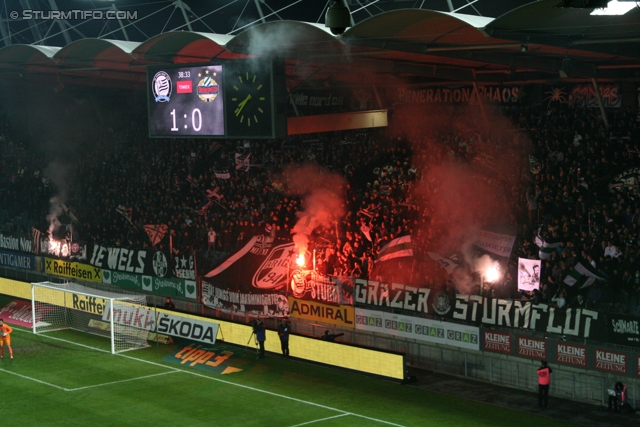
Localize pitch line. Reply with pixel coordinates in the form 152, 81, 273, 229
0, 367, 70, 391
288, 413, 350, 427
14, 328, 407, 427
68, 370, 180, 391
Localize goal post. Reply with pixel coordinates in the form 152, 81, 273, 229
31, 281, 152, 354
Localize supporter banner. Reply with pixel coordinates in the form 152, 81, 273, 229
474, 229, 516, 259
87, 244, 170, 278
202, 281, 289, 317
355, 307, 479, 350
452, 295, 602, 339
0, 250, 36, 271
517, 336, 547, 360
594, 348, 627, 374
354, 279, 453, 316
569, 83, 620, 108
605, 314, 640, 346
555, 343, 587, 368
608, 167, 640, 193
483, 331, 512, 354
43, 238, 87, 260
173, 253, 196, 280
290, 270, 354, 306
45, 257, 102, 283
518, 258, 541, 292
396, 85, 520, 105
0, 232, 34, 253
288, 297, 355, 328
102, 270, 196, 299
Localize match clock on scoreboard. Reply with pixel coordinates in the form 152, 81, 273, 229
147, 60, 287, 139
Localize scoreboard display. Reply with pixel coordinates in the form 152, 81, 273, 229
147, 60, 287, 139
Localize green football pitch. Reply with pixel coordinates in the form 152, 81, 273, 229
0, 325, 578, 427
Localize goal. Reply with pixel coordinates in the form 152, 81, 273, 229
31, 281, 152, 354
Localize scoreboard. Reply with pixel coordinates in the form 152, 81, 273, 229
147, 60, 287, 139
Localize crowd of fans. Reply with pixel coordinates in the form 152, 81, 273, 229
1, 94, 640, 315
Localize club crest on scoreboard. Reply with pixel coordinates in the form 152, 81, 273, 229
152, 71, 172, 102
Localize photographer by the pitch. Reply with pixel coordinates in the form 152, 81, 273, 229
251, 319, 266, 358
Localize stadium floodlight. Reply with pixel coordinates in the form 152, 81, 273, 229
31, 282, 151, 354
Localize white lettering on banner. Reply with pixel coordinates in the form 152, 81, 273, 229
518, 337, 546, 359
90, 245, 146, 274
484, 331, 511, 353
595, 350, 627, 374
102, 304, 219, 345
112, 271, 140, 285
612, 319, 640, 335
0, 234, 20, 251
453, 296, 598, 338
0, 252, 32, 269
355, 280, 431, 313
19, 237, 32, 252
556, 343, 587, 367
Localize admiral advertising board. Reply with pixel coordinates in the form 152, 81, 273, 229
555, 343, 587, 368
288, 297, 354, 328
517, 336, 547, 360
594, 349, 627, 374
355, 307, 479, 350
483, 331, 512, 354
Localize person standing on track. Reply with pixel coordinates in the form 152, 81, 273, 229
278, 319, 290, 357
537, 360, 552, 408
0, 318, 14, 360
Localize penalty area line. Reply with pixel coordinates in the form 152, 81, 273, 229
0, 367, 70, 391
288, 413, 350, 427
67, 370, 181, 392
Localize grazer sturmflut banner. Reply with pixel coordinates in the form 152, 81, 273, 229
87, 244, 171, 278
354, 278, 453, 316
451, 295, 605, 340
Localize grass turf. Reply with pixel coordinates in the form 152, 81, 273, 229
0, 325, 579, 427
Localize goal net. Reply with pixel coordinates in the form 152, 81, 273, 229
31, 281, 151, 354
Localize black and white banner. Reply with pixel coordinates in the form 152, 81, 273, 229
452, 295, 603, 339
354, 279, 453, 316
518, 258, 541, 292
88, 244, 171, 278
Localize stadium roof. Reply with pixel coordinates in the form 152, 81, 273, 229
0, 0, 638, 91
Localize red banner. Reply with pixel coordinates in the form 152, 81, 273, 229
555, 343, 587, 368
595, 348, 627, 374
0, 300, 35, 327
517, 336, 546, 360
483, 331, 511, 354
